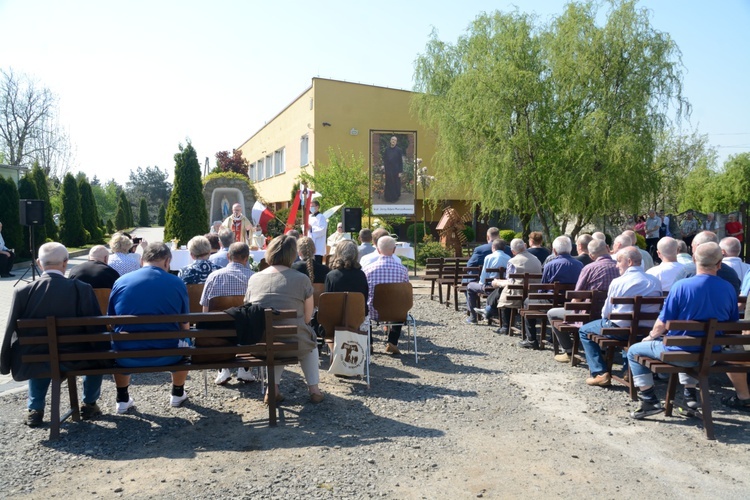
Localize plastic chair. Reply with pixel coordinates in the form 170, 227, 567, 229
369, 282, 418, 363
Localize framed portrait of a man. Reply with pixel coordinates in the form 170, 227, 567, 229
370, 130, 416, 216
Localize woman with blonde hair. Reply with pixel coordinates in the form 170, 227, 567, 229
245, 235, 324, 404
108, 233, 143, 276
292, 236, 330, 284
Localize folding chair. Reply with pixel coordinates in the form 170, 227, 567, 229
369, 282, 418, 363
186, 283, 205, 313
318, 292, 368, 383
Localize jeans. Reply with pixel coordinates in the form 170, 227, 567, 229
627, 339, 698, 388
579, 319, 624, 376
28, 375, 103, 411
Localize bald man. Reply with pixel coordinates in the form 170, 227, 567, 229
68, 245, 121, 289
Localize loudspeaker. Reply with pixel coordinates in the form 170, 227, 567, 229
342, 207, 362, 233
19, 199, 45, 226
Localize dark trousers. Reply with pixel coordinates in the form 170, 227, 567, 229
0, 250, 15, 275
388, 325, 402, 345
646, 237, 659, 261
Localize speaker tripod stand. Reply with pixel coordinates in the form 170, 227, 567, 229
14, 229, 40, 287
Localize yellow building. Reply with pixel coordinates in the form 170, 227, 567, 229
236, 78, 468, 222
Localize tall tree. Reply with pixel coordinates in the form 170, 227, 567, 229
125, 166, 171, 216
59, 173, 85, 247
0, 69, 56, 167
138, 198, 150, 227
78, 176, 102, 242
157, 203, 166, 226
91, 178, 121, 225
17, 175, 44, 257
115, 191, 130, 230
710, 153, 750, 214
412, 1, 688, 242
29, 163, 58, 240
0, 176, 22, 253
165, 141, 207, 243
215, 149, 249, 176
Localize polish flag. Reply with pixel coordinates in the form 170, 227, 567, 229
252, 201, 274, 232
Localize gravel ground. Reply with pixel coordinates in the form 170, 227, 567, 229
1, 294, 749, 499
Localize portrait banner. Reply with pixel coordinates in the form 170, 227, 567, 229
370, 131, 416, 216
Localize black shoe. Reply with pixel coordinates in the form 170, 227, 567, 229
24, 409, 43, 427
683, 387, 699, 410
630, 399, 664, 420
1, 274, 14, 278
81, 403, 102, 420
721, 394, 750, 412
518, 339, 539, 349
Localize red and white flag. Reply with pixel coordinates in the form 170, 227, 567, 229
252, 201, 274, 232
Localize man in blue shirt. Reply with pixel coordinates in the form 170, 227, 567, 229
466, 239, 510, 324
520, 236, 583, 349
578, 247, 662, 385
627, 242, 743, 419
109, 242, 191, 414
466, 227, 502, 270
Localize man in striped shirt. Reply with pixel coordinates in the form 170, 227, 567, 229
363, 236, 409, 355
199, 242, 255, 385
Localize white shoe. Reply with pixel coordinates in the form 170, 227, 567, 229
237, 367, 257, 383
116, 397, 135, 414
214, 368, 232, 385
170, 391, 188, 407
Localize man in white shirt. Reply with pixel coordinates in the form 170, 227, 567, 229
646, 237, 687, 292
307, 200, 327, 264
720, 237, 750, 282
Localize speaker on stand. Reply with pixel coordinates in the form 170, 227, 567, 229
15, 199, 45, 286
342, 207, 362, 234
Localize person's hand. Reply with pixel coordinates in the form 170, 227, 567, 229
139, 239, 148, 249
398, 173, 402, 178
0, 250, 9, 257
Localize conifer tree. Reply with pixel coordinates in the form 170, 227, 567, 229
78, 177, 102, 242
59, 173, 86, 246
0, 177, 22, 253
30, 163, 57, 240
115, 191, 129, 230
157, 203, 166, 226
138, 198, 150, 227
165, 141, 208, 242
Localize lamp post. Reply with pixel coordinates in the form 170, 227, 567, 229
416, 158, 435, 246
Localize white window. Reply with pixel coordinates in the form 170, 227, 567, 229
249, 162, 255, 182
275, 148, 285, 174
300, 136, 308, 166
266, 154, 273, 178
257, 158, 264, 181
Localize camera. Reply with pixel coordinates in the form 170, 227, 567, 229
132, 237, 143, 244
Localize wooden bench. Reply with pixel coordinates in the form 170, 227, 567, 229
16, 309, 299, 440
519, 282, 576, 349
552, 289, 608, 363
437, 257, 469, 311
585, 296, 665, 398
633, 319, 750, 440
503, 273, 543, 337
422, 258, 443, 302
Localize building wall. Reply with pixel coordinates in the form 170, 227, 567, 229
237, 78, 464, 222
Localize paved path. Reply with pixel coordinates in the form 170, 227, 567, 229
0, 227, 162, 396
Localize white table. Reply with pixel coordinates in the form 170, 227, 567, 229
169, 249, 266, 270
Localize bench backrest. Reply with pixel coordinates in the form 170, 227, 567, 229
562, 289, 608, 323
662, 320, 750, 374
16, 310, 298, 380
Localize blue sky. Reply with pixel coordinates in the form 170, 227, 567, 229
1, 0, 748, 185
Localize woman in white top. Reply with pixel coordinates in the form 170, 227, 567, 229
107, 233, 143, 276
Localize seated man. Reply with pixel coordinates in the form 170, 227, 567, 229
178, 235, 221, 285
466, 238, 510, 324
627, 242, 740, 418
720, 237, 750, 283
682, 231, 741, 294
210, 228, 234, 268
357, 228, 376, 261
574, 234, 594, 266
579, 246, 662, 387
549, 238, 619, 362
0, 221, 16, 277
68, 244, 121, 289
489, 239, 542, 335
1, 242, 106, 426
646, 237, 687, 293
108, 242, 191, 413
360, 228, 390, 267
364, 236, 409, 355
521, 236, 583, 349
200, 242, 256, 385
622, 230, 654, 270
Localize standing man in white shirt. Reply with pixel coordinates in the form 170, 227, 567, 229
307, 200, 327, 264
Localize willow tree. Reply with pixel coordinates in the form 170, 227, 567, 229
413, 1, 688, 242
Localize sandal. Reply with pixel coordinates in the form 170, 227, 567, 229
721, 394, 750, 412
